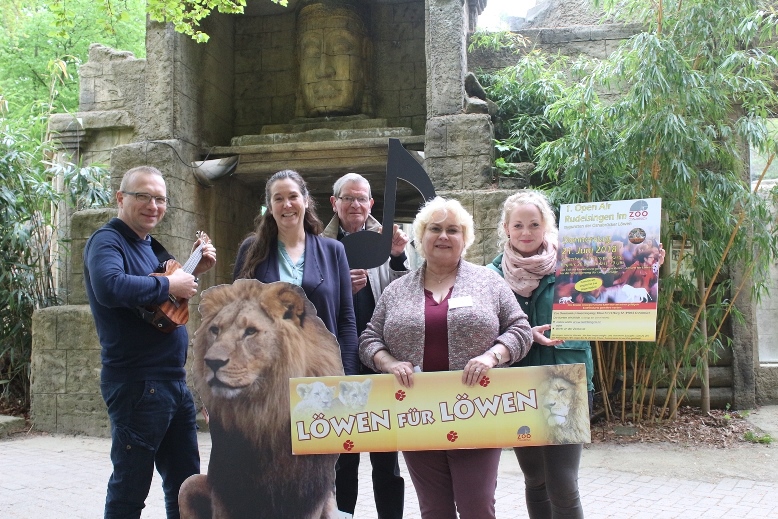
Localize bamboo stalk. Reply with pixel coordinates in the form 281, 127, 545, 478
621, 341, 627, 422
594, 341, 611, 421
663, 150, 774, 414
660, 208, 745, 414
697, 268, 710, 414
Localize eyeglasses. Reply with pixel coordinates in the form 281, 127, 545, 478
122, 191, 170, 206
337, 195, 370, 206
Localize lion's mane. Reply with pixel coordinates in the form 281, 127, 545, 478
181, 279, 344, 519
539, 364, 591, 444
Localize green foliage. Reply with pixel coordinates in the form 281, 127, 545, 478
146, 0, 286, 42
0, 0, 146, 115
744, 430, 774, 444
0, 121, 58, 406
7, 0, 287, 45
47, 161, 113, 210
750, 120, 778, 181
0, 112, 110, 408
468, 29, 528, 54
479, 0, 778, 420
476, 51, 570, 171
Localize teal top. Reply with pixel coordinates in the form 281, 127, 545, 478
277, 242, 305, 286
488, 253, 594, 391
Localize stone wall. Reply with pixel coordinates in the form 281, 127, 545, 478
35, 2, 778, 439
141, 22, 227, 146
468, 23, 641, 73
425, 114, 494, 191
32, 209, 115, 436
442, 188, 521, 266
31, 304, 108, 436
49, 44, 144, 304
756, 181, 778, 404
232, 0, 427, 136
233, 11, 297, 135
372, 1, 427, 136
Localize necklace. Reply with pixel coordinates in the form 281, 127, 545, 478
426, 265, 458, 284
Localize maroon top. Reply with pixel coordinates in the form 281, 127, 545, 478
422, 287, 453, 371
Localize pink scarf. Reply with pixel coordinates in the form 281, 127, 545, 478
501, 238, 557, 297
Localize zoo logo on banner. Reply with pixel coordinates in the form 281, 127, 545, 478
628, 199, 651, 221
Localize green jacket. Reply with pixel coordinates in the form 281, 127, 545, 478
488, 253, 594, 391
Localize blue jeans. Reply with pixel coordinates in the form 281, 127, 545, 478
101, 379, 200, 519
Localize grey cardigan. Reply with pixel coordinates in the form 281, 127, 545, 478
359, 260, 533, 371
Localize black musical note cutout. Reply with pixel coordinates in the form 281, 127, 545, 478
342, 138, 436, 269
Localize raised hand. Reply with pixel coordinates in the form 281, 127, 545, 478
389, 224, 409, 257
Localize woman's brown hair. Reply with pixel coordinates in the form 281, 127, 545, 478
235, 170, 323, 280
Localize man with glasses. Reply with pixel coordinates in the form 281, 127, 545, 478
83, 165, 216, 519
323, 172, 408, 519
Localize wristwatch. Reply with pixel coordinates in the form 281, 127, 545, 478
490, 349, 502, 364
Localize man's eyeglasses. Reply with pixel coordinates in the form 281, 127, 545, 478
122, 191, 170, 206
337, 195, 370, 206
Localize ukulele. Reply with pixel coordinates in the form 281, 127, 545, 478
145, 231, 210, 333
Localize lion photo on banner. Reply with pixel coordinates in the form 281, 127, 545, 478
539, 364, 591, 444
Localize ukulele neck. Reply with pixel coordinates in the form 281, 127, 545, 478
180, 244, 204, 275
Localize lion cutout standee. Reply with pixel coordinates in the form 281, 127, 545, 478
179, 280, 345, 519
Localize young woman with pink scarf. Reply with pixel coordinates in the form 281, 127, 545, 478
487, 190, 591, 519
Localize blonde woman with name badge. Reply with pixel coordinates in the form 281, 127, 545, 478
360, 197, 532, 519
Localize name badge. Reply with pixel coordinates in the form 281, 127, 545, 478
448, 295, 473, 309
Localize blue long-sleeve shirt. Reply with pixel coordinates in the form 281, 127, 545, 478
84, 218, 189, 382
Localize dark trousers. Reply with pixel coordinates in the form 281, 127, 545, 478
402, 448, 501, 519
101, 379, 200, 519
335, 451, 405, 518
514, 444, 584, 519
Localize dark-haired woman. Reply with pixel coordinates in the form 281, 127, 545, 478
233, 169, 359, 375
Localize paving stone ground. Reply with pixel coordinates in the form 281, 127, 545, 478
1, 406, 777, 518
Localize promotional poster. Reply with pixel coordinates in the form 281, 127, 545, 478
290, 364, 591, 455
551, 198, 662, 341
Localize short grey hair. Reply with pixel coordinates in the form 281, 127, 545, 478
412, 197, 474, 259
119, 166, 164, 192
332, 172, 371, 197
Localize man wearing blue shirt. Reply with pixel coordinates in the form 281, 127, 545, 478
84, 165, 216, 519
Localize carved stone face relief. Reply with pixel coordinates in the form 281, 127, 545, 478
297, 3, 367, 117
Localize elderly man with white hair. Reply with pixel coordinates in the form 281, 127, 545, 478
323, 172, 409, 519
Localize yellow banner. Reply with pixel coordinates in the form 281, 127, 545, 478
290, 364, 590, 455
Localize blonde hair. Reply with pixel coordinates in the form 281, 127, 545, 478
412, 197, 474, 259
497, 190, 558, 249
